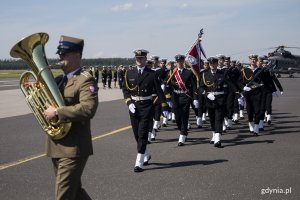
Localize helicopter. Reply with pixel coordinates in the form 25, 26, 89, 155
266, 45, 300, 78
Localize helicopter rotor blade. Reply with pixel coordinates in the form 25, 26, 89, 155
284, 46, 300, 49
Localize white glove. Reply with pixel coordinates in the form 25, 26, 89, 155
193, 100, 199, 108
272, 91, 278, 97
243, 86, 252, 92
162, 111, 169, 118
161, 84, 166, 91
167, 101, 173, 108
207, 93, 215, 101
280, 91, 283, 95
128, 103, 136, 114
238, 97, 244, 106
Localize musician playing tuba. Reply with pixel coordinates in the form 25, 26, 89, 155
40, 35, 97, 200
12, 34, 94, 200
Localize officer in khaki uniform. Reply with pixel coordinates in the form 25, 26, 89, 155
44, 35, 98, 200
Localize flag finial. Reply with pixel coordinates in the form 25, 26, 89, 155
198, 28, 204, 39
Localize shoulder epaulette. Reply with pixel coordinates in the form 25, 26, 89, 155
81, 71, 93, 78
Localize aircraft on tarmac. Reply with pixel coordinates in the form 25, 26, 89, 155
266, 45, 300, 78
231, 45, 300, 78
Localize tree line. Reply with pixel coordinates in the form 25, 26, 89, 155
0, 58, 136, 70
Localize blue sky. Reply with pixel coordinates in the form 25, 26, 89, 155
1, 0, 300, 62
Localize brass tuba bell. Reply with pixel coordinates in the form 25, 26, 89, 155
10, 32, 71, 140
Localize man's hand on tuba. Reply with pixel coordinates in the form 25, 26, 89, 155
43, 104, 58, 121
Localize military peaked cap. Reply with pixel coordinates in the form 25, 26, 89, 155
133, 49, 149, 57
151, 55, 160, 60
56, 35, 84, 55
249, 54, 258, 59
207, 56, 218, 63
216, 54, 225, 59
175, 54, 186, 61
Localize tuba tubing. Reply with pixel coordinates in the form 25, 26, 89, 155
10, 32, 71, 140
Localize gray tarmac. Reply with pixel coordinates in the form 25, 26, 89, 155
0, 78, 299, 200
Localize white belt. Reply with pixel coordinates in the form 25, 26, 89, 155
173, 89, 185, 94
131, 95, 152, 101
208, 91, 224, 95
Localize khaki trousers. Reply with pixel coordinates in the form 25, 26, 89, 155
52, 157, 92, 200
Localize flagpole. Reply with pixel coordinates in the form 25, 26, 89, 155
198, 28, 204, 69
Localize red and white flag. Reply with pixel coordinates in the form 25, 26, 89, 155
186, 30, 207, 77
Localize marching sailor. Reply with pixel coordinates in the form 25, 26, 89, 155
122, 49, 169, 172
167, 54, 198, 146
199, 57, 227, 148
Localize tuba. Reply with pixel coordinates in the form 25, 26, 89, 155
10, 32, 71, 140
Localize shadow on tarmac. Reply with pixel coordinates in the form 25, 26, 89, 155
145, 159, 229, 171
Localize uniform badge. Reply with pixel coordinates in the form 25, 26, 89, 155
87, 85, 97, 93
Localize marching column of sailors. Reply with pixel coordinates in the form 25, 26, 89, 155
122, 49, 283, 172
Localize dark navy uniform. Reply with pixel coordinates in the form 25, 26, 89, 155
101, 67, 107, 89
167, 54, 198, 146
239, 55, 265, 135
107, 67, 112, 88
260, 65, 283, 126
150, 55, 163, 132
122, 49, 168, 172
199, 67, 226, 148
117, 66, 125, 89
113, 67, 118, 88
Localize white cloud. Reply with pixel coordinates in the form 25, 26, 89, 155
93, 51, 104, 58
111, 3, 133, 12
179, 3, 188, 9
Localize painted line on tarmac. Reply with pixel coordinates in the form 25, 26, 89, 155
0, 125, 132, 171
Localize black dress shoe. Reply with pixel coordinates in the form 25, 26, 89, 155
259, 128, 264, 131
250, 131, 254, 134
214, 141, 222, 148
144, 155, 151, 166
150, 138, 156, 141
162, 123, 167, 127
147, 141, 151, 144
197, 125, 202, 129
210, 140, 214, 144
178, 142, 184, 146
172, 120, 176, 123
253, 132, 258, 136
267, 120, 271, 125
134, 166, 143, 173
